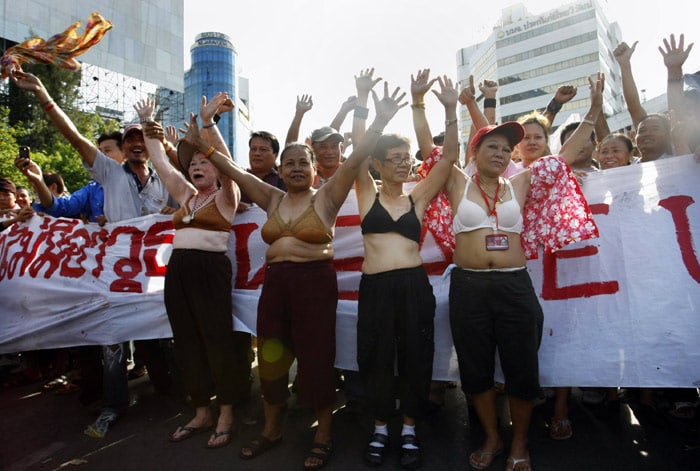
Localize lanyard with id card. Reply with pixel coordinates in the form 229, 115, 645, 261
475, 174, 509, 251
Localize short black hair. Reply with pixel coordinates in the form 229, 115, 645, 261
97, 131, 123, 149
559, 122, 595, 146
249, 131, 280, 155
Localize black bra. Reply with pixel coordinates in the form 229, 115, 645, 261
360, 193, 421, 244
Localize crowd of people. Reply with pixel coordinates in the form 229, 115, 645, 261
1, 32, 699, 471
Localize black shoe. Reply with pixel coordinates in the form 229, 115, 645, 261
364, 433, 389, 467
399, 434, 422, 470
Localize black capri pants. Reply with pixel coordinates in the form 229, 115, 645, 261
449, 267, 543, 400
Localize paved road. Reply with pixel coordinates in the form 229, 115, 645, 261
1, 367, 699, 470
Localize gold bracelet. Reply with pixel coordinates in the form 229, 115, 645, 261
410, 102, 425, 110
203, 146, 216, 159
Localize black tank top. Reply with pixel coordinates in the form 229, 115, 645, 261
360, 193, 421, 244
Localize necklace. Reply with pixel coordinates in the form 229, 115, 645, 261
182, 189, 218, 224
477, 177, 504, 203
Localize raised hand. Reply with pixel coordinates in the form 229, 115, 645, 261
458, 75, 477, 105
10, 70, 43, 93
371, 81, 408, 125
15, 157, 42, 182
200, 92, 229, 122
181, 113, 203, 146
614, 41, 638, 65
554, 85, 577, 104
411, 69, 437, 102
339, 95, 357, 113
433, 76, 458, 108
296, 94, 313, 114
478, 79, 498, 99
217, 96, 235, 115
355, 67, 382, 96
659, 33, 694, 71
133, 97, 156, 121
588, 72, 605, 109
165, 125, 180, 146
142, 120, 166, 142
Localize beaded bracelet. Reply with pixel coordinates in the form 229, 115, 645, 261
582, 118, 596, 126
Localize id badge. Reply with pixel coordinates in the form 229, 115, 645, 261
485, 233, 509, 251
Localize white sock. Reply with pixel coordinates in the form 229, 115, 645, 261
370, 424, 388, 447
401, 424, 418, 449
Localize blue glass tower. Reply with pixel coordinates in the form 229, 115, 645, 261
184, 32, 237, 154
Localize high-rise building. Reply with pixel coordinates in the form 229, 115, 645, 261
184, 32, 238, 155
456, 0, 625, 146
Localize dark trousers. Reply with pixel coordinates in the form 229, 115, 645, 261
449, 267, 543, 400
257, 260, 338, 410
357, 266, 435, 421
164, 249, 247, 407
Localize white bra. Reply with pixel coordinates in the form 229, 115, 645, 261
453, 177, 523, 234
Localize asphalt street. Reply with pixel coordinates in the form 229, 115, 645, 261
1, 363, 699, 471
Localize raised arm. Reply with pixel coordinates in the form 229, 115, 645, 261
352, 68, 382, 144
285, 94, 313, 145
479, 79, 499, 125
411, 69, 438, 160
10, 70, 97, 165
14, 157, 50, 207
200, 93, 233, 158
459, 75, 488, 164
660, 33, 694, 121
134, 98, 192, 204
412, 75, 459, 209
329, 95, 357, 132
614, 41, 647, 130
182, 113, 283, 211
560, 74, 605, 165
322, 82, 407, 213
197, 93, 238, 206
542, 85, 577, 127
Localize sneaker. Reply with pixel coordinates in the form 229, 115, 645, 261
84, 411, 118, 438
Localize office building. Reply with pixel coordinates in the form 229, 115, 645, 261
457, 0, 625, 146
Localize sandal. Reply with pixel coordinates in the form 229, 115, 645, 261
364, 433, 389, 467
506, 454, 531, 471
239, 434, 283, 460
400, 434, 422, 470
304, 442, 333, 470
469, 446, 503, 469
549, 417, 573, 440
206, 428, 236, 449
168, 424, 213, 443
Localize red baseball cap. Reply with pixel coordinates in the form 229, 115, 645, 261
470, 122, 525, 150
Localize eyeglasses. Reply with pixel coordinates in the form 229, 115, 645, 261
383, 155, 414, 166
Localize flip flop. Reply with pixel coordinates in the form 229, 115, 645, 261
469, 447, 503, 470
304, 441, 333, 470
206, 428, 236, 449
168, 424, 212, 443
239, 435, 283, 459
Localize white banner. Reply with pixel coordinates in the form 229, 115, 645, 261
1, 155, 699, 387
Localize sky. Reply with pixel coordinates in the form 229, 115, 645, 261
183, 0, 699, 144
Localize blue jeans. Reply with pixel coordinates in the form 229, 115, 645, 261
101, 343, 128, 415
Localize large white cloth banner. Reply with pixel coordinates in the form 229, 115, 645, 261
1, 155, 699, 386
